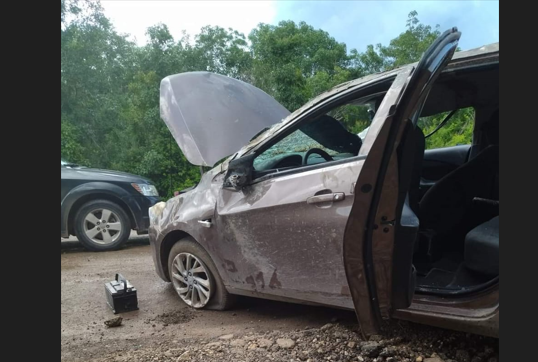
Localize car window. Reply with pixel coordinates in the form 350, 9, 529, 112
253, 104, 372, 172
418, 107, 475, 149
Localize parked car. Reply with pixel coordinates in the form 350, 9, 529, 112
61, 159, 160, 251
149, 29, 499, 337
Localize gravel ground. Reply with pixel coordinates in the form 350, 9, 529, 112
61, 236, 498, 362
89, 322, 499, 362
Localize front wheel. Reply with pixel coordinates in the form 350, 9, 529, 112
168, 237, 236, 310
74, 199, 131, 251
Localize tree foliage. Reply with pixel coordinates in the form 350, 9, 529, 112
249, 21, 350, 110
419, 108, 475, 149
61, 1, 472, 197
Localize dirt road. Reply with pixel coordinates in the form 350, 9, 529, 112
61, 236, 498, 362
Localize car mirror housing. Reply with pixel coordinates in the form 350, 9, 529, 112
223, 154, 256, 191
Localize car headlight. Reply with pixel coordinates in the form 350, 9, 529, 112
131, 183, 159, 197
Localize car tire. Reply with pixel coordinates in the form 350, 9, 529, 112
168, 237, 236, 310
74, 199, 131, 252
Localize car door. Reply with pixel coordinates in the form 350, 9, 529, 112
342, 28, 461, 336
214, 132, 365, 308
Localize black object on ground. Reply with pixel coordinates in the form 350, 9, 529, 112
105, 273, 139, 314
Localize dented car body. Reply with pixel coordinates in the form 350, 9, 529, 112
150, 29, 499, 337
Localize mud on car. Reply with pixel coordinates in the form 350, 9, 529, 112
149, 29, 499, 337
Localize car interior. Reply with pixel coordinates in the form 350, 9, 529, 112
250, 59, 499, 297
411, 62, 499, 295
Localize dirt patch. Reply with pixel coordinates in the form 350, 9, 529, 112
62, 243, 498, 362
146, 309, 195, 326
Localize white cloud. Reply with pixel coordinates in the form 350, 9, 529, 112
101, 0, 278, 44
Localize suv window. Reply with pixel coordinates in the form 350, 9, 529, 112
418, 107, 475, 149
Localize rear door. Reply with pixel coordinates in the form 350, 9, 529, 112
343, 28, 461, 336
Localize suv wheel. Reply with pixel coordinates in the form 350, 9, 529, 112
74, 199, 131, 251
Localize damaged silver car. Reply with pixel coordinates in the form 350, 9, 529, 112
149, 28, 499, 337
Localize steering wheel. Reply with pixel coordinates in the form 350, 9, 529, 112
303, 148, 334, 165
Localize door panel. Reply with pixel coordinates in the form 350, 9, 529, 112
215, 158, 364, 308
342, 71, 413, 335
343, 27, 461, 336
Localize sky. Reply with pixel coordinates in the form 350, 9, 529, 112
102, 0, 499, 52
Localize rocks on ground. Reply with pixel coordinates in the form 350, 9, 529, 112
89, 320, 498, 362
103, 316, 123, 328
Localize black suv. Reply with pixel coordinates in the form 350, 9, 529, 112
61, 159, 160, 251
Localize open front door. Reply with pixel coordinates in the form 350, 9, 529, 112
343, 28, 461, 336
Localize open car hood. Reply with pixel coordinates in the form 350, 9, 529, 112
160, 72, 291, 166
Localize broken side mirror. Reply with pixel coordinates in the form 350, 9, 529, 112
223, 154, 256, 191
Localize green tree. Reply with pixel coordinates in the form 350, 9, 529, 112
61, 118, 87, 164
194, 26, 253, 81
351, 10, 441, 73
61, 0, 135, 167
419, 108, 475, 149
249, 21, 350, 110
61, 3, 473, 198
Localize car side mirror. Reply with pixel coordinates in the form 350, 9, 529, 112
223, 154, 256, 191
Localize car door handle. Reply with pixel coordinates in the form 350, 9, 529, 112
306, 192, 345, 204
197, 220, 212, 228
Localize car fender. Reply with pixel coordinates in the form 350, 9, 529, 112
61, 182, 136, 237
150, 168, 225, 282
